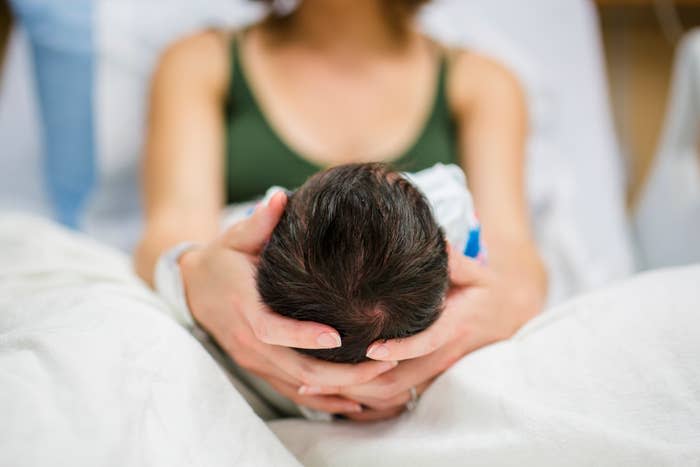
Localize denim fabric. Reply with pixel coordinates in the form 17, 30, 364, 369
9, 0, 95, 228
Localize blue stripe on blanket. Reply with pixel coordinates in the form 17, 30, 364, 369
10, 0, 96, 229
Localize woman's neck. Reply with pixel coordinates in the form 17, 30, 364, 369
270, 0, 413, 54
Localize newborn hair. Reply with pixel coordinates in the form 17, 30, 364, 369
256, 163, 448, 363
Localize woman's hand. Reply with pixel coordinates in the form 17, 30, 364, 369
328, 245, 544, 421
181, 192, 398, 414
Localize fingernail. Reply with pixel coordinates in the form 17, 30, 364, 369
298, 386, 322, 395
317, 332, 342, 348
267, 189, 286, 208
366, 344, 390, 360
278, 191, 288, 207
380, 361, 399, 372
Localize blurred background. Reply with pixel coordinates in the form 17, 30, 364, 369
2, 0, 698, 205
598, 0, 700, 204
0, 0, 698, 298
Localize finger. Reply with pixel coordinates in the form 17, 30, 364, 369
230, 345, 302, 387
341, 406, 406, 423
267, 346, 398, 387
448, 245, 485, 287
248, 305, 342, 350
344, 349, 454, 401
265, 375, 363, 414
298, 385, 342, 396
365, 305, 462, 361
221, 191, 288, 254
345, 380, 432, 412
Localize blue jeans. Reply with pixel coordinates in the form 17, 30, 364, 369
9, 0, 95, 229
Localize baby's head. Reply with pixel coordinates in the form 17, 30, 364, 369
257, 163, 448, 363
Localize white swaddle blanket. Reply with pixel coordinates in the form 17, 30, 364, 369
1, 214, 699, 467
222, 163, 483, 259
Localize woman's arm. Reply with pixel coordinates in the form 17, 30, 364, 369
134, 31, 229, 284
452, 51, 547, 320
330, 54, 547, 421
358, 52, 546, 362
134, 32, 395, 415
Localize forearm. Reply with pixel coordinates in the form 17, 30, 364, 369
134, 216, 218, 286
488, 234, 547, 324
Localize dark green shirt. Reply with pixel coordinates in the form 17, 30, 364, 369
225, 38, 459, 203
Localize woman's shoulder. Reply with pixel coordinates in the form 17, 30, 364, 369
153, 29, 233, 98
441, 45, 526, 116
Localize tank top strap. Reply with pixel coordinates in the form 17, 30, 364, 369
430, 44, 454, 125
228, 31, 258, 110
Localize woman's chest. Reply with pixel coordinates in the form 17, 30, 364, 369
239, 51, 440, 166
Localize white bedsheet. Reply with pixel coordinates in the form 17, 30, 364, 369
0, 215, 299, 467
1, 214, 698, 467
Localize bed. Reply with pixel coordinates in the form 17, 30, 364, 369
0, 214, 697, 466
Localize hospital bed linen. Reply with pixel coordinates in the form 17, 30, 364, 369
0, 214, 300, 467
1, 214, 697, 467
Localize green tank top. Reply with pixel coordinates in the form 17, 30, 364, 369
225, 37, 459, 203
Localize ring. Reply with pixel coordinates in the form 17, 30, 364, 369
405, 386, 419, 412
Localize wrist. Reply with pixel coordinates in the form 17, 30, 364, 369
154, 242, 201, 327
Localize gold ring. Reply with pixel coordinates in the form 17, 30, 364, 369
405, 386, 419, 412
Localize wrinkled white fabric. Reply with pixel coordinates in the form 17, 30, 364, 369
1, 214, 698, 467
403, 163, 478, 255
0, 214, 300, 467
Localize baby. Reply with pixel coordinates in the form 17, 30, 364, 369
193, 162, 482, 419
258, 163, 449, 363
256, 162, 483, 364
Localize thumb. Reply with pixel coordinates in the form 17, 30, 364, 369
447, 242, 485, 287
220, 191, 288, 254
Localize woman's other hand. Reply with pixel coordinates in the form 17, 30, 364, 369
327, 245, 544, 421
181, 191, 397, 414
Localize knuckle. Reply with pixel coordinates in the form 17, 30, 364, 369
353, 368, 375, 385
297, 363, 317, 386
234, 327, 256, 350
375, 394, 406, 411
234, 352, 254, 370
252, 319, 269, 343
425, 335, 441, 355
221, 328, 242, 355
226, 223, 244, 240
378, 375, 402, 399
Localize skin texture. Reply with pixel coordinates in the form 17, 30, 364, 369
134, 0, 547, 421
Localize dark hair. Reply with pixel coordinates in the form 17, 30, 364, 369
257, 163, 448, 363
